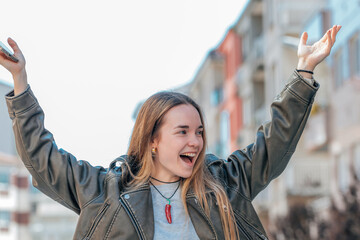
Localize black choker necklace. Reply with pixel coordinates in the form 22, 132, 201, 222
149, 180, 180, 224
150, 176, 181, 184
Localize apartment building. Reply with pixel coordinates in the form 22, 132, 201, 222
29, 189, 78, 240
182, 0, 331, 233
181, 50, 226, 157
0, 80, 31, 240
262, 0, 331, 225
304, 0, 360, 211
328, 0, 360, 202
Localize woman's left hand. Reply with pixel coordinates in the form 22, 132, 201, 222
297, 25, 341, 74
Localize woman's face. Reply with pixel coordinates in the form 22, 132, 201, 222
151, 104, 204, 182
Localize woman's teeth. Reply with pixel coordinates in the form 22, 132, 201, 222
180, 153, 196, 163
182, 153, 196, 157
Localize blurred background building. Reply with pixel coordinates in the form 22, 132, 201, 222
0, 81, 30, 240
174, 0, 360, 239
0, 81, 78, 240
2, 0, 360, 239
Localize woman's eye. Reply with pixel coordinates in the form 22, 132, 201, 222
197, 130, 203, 135
180, 130, 187, 134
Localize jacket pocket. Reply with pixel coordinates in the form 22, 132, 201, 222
83, 202, 110, 240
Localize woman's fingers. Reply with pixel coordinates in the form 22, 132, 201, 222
0, 38, 26, 76
332, 25, 341, 45
323, 25, 341, 48
327, 29, 332, 47
300, 32, 308, 46
8, 37, 24, 58
331, 26, 337, 46
8, 37, 17, 50
319, 29, 330, 43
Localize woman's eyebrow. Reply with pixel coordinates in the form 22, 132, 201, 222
174, 125, 189, 129
174, 125, 203, 129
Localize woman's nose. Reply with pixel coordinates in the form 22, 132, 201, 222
188, 134, 202, 147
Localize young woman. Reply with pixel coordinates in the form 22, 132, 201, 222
1, 25, 341, 240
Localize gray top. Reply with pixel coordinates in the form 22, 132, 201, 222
150, 182, 200, 240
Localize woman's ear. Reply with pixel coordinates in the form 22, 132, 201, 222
151, 135, 160, 146
150, 138, 157, 150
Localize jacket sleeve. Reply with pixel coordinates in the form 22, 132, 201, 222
5, 85, 107, 214
207, 70, 319, 201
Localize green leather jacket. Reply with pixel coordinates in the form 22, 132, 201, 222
5, 70, 318, 239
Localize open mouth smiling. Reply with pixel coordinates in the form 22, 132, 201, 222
180, 152, 196, 164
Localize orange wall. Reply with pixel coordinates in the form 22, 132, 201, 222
217, 29, 243, 152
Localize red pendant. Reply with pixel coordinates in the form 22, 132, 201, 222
165, 204, 172, 224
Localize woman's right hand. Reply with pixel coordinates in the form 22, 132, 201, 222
0, 37, 28, 95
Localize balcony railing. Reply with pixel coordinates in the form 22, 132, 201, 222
285, 160, 330, 196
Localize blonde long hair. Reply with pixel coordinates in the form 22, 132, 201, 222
124, 91, 239, 240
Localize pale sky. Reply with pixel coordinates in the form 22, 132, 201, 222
0, 0, 246, 166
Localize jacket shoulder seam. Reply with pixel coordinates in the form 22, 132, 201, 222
207, 158, 252, 202
81, 174, 118, 209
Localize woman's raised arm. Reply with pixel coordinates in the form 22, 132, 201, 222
207, 25, 341, 200
1, 38, 107, 214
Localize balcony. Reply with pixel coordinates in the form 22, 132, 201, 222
303, 108, 328, 151
285, 160, 330, 196
254, 105, 267, 127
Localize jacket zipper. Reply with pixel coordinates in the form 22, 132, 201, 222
119, 197, 145, 240
83, 203, 110, 240
234, 211, 268, 240
193, 198, 218, 240
235, 220, 252, 240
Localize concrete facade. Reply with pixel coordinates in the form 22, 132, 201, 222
182, 0, 335, 234
0, 81, 31, 240
178, 50, 226, 158
262, 0, 330, 227
304, 0, 360, 212
0, 80, 16, 156
0, 153, 31, 240
29, 189, 78, 240
217, 29, 243, 155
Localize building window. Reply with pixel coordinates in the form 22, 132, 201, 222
0, 211, 10, 231
0, 170, 10, 193
349, 33, 360, 77
271, 63, 280, 97
13, 175, 29, 189
243, 98, 252, 127
334, 48, 345, 88
220, 111, 230, 158
285, 163, 295, 190
211, 87, 223, 106
354, 142, 360, 180
266, 0, 274, 27
337, 151, 350, 192
241, 34, 250, 62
